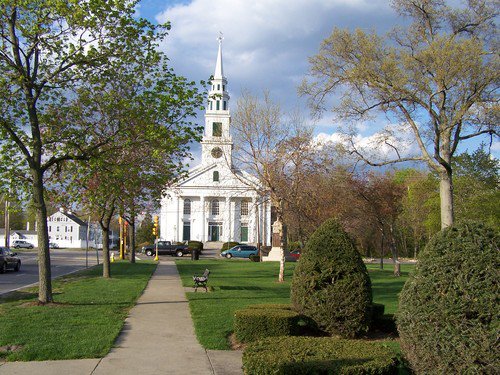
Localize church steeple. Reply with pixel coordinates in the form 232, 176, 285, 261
207, 33, 230, 113
214, 34, 224, 79
200, 34, 233, 166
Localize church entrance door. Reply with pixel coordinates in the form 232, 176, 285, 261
208, 222, 222, 241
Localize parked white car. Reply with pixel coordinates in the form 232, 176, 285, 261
12, 240, 34, 249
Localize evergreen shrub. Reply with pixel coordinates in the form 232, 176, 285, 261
242, 336, 397, 375
291, 218, 372, 337
234, 305, 304, 343
187, 241, 203, 252
249, 254, 260, 262
397, 221, 499, 374
371, 303, 385, 321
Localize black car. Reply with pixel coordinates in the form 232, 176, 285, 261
142, 241, 190, 257
0, 247, 21, 273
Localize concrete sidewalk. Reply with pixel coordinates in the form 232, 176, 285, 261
0, 260, 243, 375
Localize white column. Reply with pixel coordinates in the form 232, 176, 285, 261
178, 197, 181, 241
266, 199, 271, 246
200, 196, 205, 242
251, 197, 257, 243
225, 197, 231, 242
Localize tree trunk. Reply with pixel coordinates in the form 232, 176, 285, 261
102, 225, 111, 278
99, 202, 115, 278
276, 201, 286, 283
278, 223, 287, 283
32, 168, 52, 303
439, 170, 454, 229
379, 231, 384, 270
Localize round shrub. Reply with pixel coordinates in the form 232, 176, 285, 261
249, 254, 260, 262
397, 221, 499, 374
243, 336, 397, 375
290, 218, 372, 338
188, 241, 203, 252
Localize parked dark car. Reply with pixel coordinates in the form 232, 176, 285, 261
0, 247, 21, 273
142, 241, 189, 257
12, 240, 34, 249
220, 245, 258, 259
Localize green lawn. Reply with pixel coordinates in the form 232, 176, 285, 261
0, 261, 156, 361
177, 259, 413, 350
366, 263, 414, 314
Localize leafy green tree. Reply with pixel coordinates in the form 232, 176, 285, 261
0, 1, 170, 302
57, 70, 203, 276
454, 144, 499, 188
453, 146, 499, 229
300, 0, 499, 229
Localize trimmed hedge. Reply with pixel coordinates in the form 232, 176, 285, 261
243, 336, 397, 375
291, 218, 372, 338
398, 221, 499, 374
234, 305, 303, 343
246, 304, 293, 310
220, 242, 239, 252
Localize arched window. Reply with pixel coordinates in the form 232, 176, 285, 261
213, 171, 219, 182
223, 101, 227, 110
183, 199, 191, 215
241, 200, 249, 216
211, 199, 220, 216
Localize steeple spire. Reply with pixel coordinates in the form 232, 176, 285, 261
214, 32, 224, 79
200, 34, 232, 166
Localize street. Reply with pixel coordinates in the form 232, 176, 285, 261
0, 250, 101, 295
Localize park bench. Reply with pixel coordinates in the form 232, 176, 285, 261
193, 269, 210, 292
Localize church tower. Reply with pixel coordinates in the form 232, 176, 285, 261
159, 35, 271, 247
200, 35, 233, 167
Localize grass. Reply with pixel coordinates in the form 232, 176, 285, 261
0, 261, 156, 361
366, 263, 414, 314
176, 260, 295, 349
176, 259, 414, 350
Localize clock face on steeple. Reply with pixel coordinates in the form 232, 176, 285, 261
211, 147, 223, 158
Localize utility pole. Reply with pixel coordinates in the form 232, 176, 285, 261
119, 216, 124, 260
4, 197, 10, 248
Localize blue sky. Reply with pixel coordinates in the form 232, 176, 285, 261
134, 0, 499, 165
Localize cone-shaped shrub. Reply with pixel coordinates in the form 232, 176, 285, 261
397, 221, 499, 374
291, 218, 372, 337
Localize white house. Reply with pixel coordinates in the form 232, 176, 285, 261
0, 228, 38, 247
160, 38, 271, 245
47, 208, 90, 248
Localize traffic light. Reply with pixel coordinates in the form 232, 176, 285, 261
153, 216, 159, 237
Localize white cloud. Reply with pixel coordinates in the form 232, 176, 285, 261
314, 123, 420, 162
154, 0, 395, 107
490, 141, 500, 152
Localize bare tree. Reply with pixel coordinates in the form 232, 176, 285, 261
232, 90, 317, 282
300, 0, 499, 229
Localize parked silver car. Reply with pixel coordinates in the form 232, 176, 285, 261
12, 240, 34, 249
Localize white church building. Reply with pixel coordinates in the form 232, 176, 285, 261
160, 38, 271, 246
